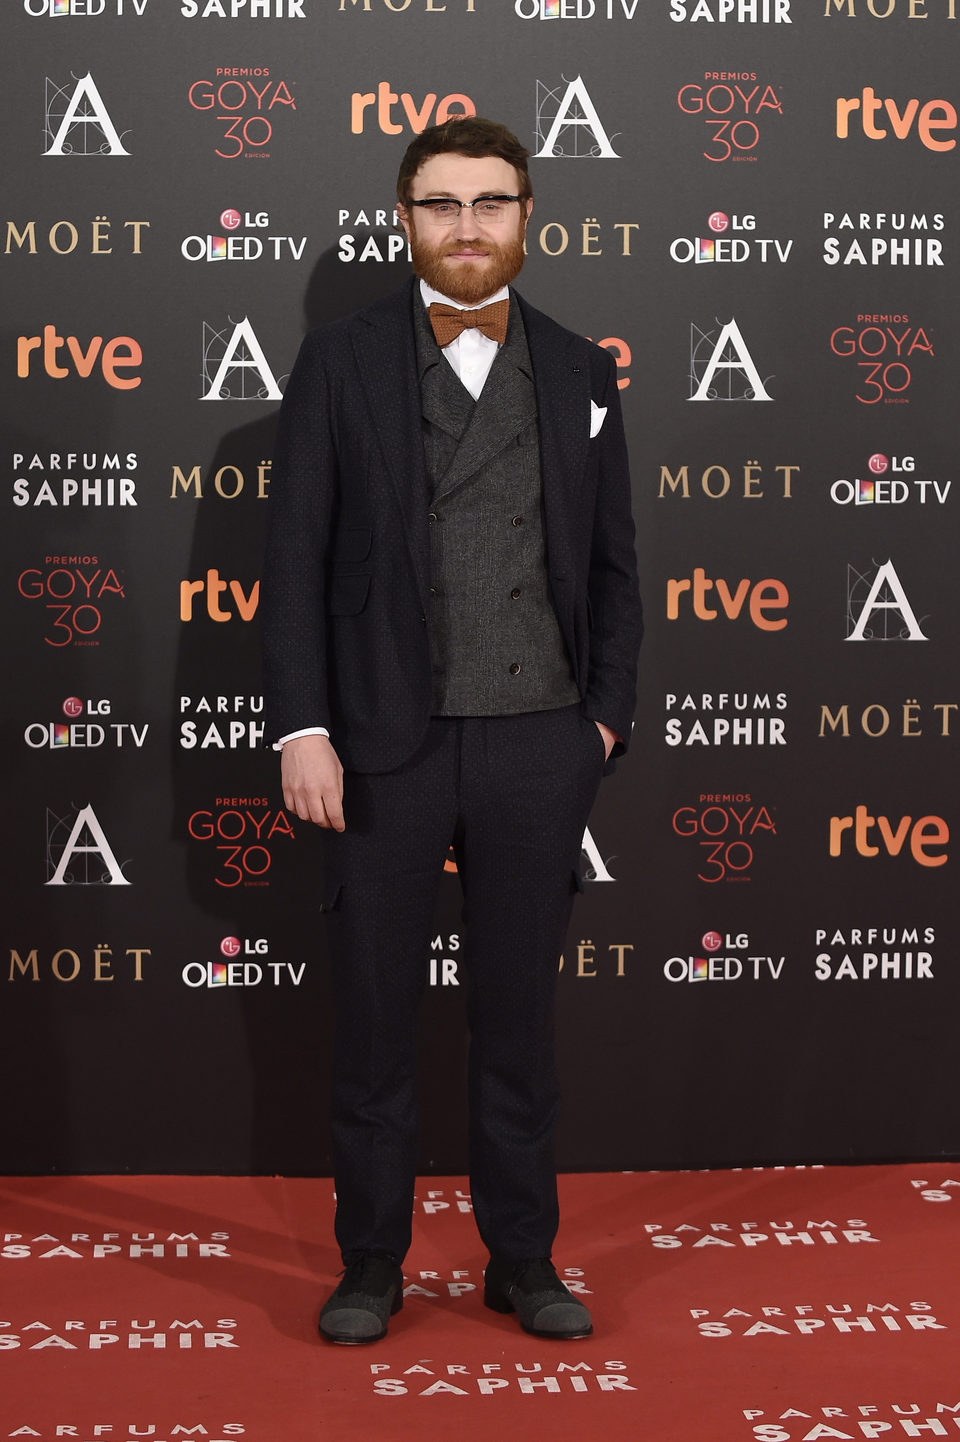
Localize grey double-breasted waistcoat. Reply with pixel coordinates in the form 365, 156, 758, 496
413, 297, 579, 717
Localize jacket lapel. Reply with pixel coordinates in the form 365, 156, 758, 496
350, 279, 431, 609
421, 353, 475, 442
517, 291, 590, 582
431, 314, 537, 502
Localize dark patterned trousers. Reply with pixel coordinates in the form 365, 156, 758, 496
320, 703, 606, 1264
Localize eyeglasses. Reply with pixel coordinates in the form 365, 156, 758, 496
408, 195, 523, 226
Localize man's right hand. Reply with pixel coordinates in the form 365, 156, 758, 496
280, 734, 345, 831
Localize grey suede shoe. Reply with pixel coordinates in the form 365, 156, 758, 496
318, 1253, 404, 1344
484, 1256, 593, 1338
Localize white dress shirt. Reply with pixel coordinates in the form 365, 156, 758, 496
275, 279, 509, 750
418, 277, 508, 401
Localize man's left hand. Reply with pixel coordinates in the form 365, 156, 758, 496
595, 721, 617, 761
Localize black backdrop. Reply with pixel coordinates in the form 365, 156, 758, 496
4, 0, 959, 1176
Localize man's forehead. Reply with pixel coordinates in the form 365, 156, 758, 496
410, 152, 521, 196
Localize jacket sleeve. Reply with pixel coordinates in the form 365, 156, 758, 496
581, 347, 643, 756
260, 330, 337, 744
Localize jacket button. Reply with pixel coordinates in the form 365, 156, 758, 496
509, 662, 521, 675
428, 512, 438, 523
511, 515, 523, 527
510, 588, 521, 600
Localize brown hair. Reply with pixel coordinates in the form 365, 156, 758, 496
396, 117, 532, 207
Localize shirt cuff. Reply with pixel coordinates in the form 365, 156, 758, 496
273, 726, 330, 752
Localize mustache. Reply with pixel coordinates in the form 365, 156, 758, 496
440, 242, 492, 255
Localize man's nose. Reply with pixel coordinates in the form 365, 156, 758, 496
450, 205, 481, 239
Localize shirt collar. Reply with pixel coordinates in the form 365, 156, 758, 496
418, 278, 510, 313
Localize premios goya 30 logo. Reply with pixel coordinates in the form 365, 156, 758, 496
677, 73, 783, 163
671, 793, 777, 882
18, 555, 126, 647
188, 69, 295, 159
830, 315, 933, 404
186, 798, 293, 887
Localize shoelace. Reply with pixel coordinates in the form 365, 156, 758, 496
510, 1257, 563, 1291
340, 1254, 399, 1295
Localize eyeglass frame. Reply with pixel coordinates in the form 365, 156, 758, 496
407, 194, 525, 223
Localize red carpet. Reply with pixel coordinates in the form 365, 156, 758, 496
1, 1165, 958, 1440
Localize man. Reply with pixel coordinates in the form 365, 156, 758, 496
260, 117, 642, 1345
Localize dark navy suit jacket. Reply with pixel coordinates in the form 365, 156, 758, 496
260, 278, 643, 773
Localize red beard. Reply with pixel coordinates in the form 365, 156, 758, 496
409, 227, 526, 305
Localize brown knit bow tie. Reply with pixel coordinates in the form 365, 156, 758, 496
428, 299, 509, 349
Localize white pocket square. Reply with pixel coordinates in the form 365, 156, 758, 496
589, 401, 607, 438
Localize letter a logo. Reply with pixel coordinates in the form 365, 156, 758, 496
45, 803, 131, 886
534, 75, 619, 158
44, 72, 130, 157
689, 318, 773, 401
846, 559, 928, 641
201, 317, 283, 401
581, 824, 614, 882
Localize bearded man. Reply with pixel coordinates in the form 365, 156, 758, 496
260, 117, 643, 1345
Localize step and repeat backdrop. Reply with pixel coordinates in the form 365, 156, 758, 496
3, 0, 958, 1177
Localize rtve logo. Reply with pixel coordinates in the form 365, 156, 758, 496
180, 571, 259, 621
667, 569, 788, 630
829, 806, 948, 867
16, 327, 141, 388
836, 88, 957, 151
350, 84, 476, 134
